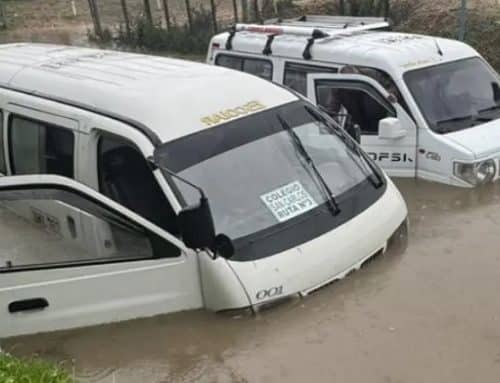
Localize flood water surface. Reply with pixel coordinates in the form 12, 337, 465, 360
4, 179, 500, 382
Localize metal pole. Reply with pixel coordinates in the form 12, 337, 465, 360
210, 0, 218, 32
144, 0, 153, 24
458, 0, 467, 41
162, 0, 171, 29
120, 0, 131, 37
88, 0, 103, 39
0, 0, 7, 29
232, 0, 238, 23
184, 0, 193, 31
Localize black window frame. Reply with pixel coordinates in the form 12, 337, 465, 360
0, 110, 5, 175
8, 114, 76, 178
215, 53, 274, 81
314, 79, 397, 136
283, 62, 339, 95
342, 65, 414, 119
97, 132, 181, 239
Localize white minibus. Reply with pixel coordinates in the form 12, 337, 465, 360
0, 43, 407, 337
209, 15, 500, 187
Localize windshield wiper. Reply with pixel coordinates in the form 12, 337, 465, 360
277, 114, 340, 216
304, 105, 384, 188
435, 114, 493, 133
478, 104, 500, 114
437, 115, 474, 125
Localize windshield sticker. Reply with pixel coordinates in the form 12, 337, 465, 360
260, 181, 318, 223
201, 101, 266, 127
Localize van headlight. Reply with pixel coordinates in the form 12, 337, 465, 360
454, 159, 496, 185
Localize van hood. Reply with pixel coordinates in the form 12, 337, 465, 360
445, 118, 500, 159
227, 179, 407, 308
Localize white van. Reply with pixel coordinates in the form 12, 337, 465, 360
208, 16, 500, 187
0, 43, 407, 338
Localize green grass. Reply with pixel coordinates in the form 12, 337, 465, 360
0, 352, 74, 383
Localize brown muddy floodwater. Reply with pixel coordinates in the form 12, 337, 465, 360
4, 179, 500, 383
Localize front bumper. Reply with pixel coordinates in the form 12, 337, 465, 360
227, 178, 408, 309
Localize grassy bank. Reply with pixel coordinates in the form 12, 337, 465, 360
0, 352, 73, 383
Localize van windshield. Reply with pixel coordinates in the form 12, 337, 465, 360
155, 101, 385, 261
405, 58, 500, 133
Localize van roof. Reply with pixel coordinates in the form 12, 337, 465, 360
0, 43, 296, 143
211, 29, 479, 78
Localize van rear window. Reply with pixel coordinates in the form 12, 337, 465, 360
9, 116, 75, 178
215, 54, 273, 81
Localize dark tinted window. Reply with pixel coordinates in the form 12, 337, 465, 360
9, 116, 74, 177
216, 54, 273, 80
343, 65, 412, 116
284, 62, 338, 95
316, 81, 395, 135
0, 111, 5, 174
98, 134, 180, 241
405, 58, 500, 133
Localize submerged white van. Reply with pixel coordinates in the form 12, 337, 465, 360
0, 44, 407, 338
208, 16, 500, 187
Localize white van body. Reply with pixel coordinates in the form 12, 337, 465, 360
208, 16, 500, 187
0, 44, 407, 338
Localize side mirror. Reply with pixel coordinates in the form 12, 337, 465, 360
178, 197, 234, 259
492, 82, 500, 103
178, 196, 216, 250
378, 117, 407, 139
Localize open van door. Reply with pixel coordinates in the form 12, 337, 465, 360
307, 73, 417, 178
0, 175, 202, 338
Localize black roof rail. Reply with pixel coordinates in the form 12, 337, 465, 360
263, 33, 278, 55
303, 29, 329, 60
226, 26, 237, 50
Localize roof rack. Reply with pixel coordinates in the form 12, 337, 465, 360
231, 18, 389, 60
265, 15, 392, 31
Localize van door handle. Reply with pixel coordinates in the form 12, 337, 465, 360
8, 298, 49, 313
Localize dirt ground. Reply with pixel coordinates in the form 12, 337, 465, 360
4, 179, 500, 383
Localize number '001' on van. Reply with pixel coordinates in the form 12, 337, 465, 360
208, 16, 500, 187
0, 44, 407, 338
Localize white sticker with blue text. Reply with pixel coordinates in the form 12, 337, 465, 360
260, 181, 318, 223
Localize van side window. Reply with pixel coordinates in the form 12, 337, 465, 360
215, 54, 273, 80
343, 65, 412, 116
98, 134, 180, 238
0, 111, 5, 174
316, 82, 395, 135
9, 116, 75, 177
284, 62, 338, 95
0, 186, 177, 271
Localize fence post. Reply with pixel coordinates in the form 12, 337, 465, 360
209, 0, 218, 32
88, 0, 103, 40
162, 0, 171, 29
143, 0, 153, 24
458, 0, 467, 41
120, 0, 131, 36
339, 0, 345, 15
71, 0, 78, 17
241, 0, 249, 22
250, 0, 260, 22
0, 0, 7, 29
184, 0, 193, 31
232, 0, 238, 23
